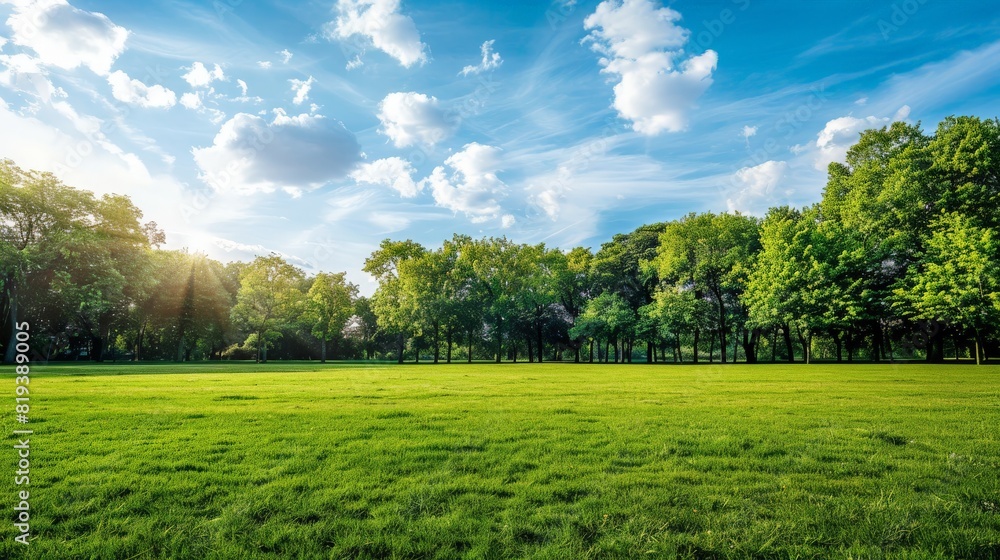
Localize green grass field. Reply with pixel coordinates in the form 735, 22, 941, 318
1, 362, 999, 559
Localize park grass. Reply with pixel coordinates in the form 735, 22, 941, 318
1, 362, 999, 559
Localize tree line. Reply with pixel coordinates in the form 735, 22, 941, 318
2, 116, 998, 365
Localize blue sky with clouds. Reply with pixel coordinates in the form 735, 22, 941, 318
1, 0, 998, 292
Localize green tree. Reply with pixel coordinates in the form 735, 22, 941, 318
231, 254, 304, 363
305, 272, 358, 362
364, 239, 426, 363
895, 213, 1000, 364
652, 213, 759, 363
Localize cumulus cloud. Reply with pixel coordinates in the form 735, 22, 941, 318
183, 61, 224, 88
501, 214, 515, 228
350, 157, 420, 197
742, 125, 757, 146
460, 39, 502, 76
814, 105, 910, 170
727, 160, 788, 214
192, 109, 362, 195
289, 76, 315, 105
326, 0, 427, 68
107, 70, 176, 108
377, 91, 456, 148
257, 60, 272, 69
278, 49, 293, 64
421, 142, 507, 222
237, 79, 248, 96
583, 0, 717, 135
4, 0, 128, 76
180, 91, 201, 109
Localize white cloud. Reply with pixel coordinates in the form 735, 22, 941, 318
421, 142, 507, 222
727, 160, 788, 214
257, 60, 272, 69
741, 125, 757, 146
180, 91, 202, 109
326, 0, 427, 68
278, 49, 293, 64
289, 76, 315, 105
350, 157, 420, 197
192, 109, 362, 195
460, 39, 502, 76
183, 61, 224, 88
237, 79, 248, 96
501, 214, 515, 228
814, 105, 910, 170
0, 52, 55, 101
4, 0, 128, 76
107, 70, 176, 108
377, 91, 456, 148
584, 0, 717, 135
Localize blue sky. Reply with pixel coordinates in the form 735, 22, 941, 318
1, 0, 998, 293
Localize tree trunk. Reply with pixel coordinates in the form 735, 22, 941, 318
397, 333, 404, 364
717, 293, 727, 363
446, 327, 453, 363
795, 324, 808, 363
433, 321, 440, 364
536, 322, 544, 363
846, 328, 854, 362
693, 328, 700, 363
177, 333, 186, 363
647, 341, 654, 363
709, 331, 715, 363
771, 327, 778, 362
91, 332, 105, 363
732, 329, 740, 363
589, 339, 594, 363
134, 321, 146, 362
742, 328, 759, 364
468, 328, 473, 364
496, 317, 503, 363
321, 337, 327, 363
783, 324, 794, 363
975, 329, 982, 365
2, 277, 18, 365
833, 331, 842, 363
527, 337, 534, 363
872, 322, 883, 362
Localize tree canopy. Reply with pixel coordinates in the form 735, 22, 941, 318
3, 116, 999, 364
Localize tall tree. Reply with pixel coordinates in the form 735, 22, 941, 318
363, 239, 426, 363
895, 213, 1000, 364
652, 213, 760, 363
305, 272, 358, 362
231, 254, 304, 363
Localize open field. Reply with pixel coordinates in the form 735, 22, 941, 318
1, 363, 999, 559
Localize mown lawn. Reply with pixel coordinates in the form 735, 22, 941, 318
1, 362, 999, 559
